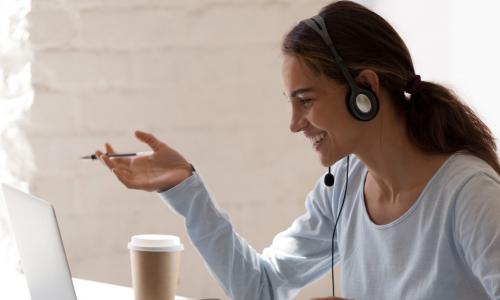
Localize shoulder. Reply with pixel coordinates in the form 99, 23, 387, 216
436, 152, 499, 198
440, 152, 500, 224
443, 151, 499, 184
448, 154, 500, 254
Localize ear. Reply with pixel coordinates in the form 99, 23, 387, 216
355, 69, 380, 96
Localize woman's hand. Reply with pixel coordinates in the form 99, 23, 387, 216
96, 130, 193, 192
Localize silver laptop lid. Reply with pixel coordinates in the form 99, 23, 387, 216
2, 183, 77, 300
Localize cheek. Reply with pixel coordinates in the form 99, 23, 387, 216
316, 108, 358, 146
310, 106, 343, 132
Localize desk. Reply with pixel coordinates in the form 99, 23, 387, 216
1, 272, 194, 300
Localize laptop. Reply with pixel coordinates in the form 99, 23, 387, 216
2, 183, 79, 300
2, 184, 195, 300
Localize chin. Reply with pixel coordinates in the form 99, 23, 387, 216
319, 152, 343, 167
319, 155, 335, 167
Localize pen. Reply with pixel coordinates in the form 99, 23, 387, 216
81, 151, 153, 160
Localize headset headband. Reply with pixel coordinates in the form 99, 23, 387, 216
303, 15, 358, 90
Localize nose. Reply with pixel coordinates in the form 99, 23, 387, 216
289, 108, 308, 133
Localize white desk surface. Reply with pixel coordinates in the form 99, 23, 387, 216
1, 271, 194, 300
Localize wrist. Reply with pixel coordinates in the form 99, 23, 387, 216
157, 164, 195, 193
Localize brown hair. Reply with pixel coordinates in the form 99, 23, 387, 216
282, 0, 500, 175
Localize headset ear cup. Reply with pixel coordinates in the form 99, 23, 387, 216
346, 87, 379, 121
345, 88, 357, 119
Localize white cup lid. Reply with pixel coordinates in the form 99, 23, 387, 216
128, 234, 184, 252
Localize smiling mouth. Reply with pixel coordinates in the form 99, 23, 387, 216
307, 132, 326, 150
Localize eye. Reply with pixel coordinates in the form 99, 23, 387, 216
299, 98, 313, 108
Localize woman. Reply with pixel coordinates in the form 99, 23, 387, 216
96, 1, 500, 299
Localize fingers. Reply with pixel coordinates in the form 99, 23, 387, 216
135, 130, 166, 152
96, 150, 141, 189
96, 150, 116, 170
102, 142, 128, 164
104, 142, 115, 154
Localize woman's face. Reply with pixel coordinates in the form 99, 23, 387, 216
282, 55, 364, 166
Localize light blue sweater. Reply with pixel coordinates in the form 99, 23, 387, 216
160, 152, 500, 299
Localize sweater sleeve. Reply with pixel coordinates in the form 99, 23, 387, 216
158, 171, 336, 300
454, 172, 500, 299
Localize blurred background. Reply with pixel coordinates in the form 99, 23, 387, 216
1, 0, 499, 299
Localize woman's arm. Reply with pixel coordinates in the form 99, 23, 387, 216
96, 131, 341, 299
454, 172, 500, 299
160, 171, 338, 300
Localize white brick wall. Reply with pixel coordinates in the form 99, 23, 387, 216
27, 0, 338, 299
0, 0, 34, 280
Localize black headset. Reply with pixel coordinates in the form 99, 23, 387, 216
303, 15, 379, 122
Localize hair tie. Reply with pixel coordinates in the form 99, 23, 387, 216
404, 75, 422, 95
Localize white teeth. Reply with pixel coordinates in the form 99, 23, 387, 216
309, 132, 325, 145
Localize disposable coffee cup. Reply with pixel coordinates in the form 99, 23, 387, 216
128, 234, 184, 300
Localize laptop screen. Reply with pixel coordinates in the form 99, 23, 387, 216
2, 184, 77, 300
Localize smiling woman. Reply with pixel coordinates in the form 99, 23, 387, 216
0, 0, 34, 279
94, 1, 500, 300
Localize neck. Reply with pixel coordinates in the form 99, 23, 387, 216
355, 114, 449, 202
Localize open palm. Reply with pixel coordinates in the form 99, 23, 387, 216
96, 131, 193, 192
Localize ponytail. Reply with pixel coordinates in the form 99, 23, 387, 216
402, 81, 500, 174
